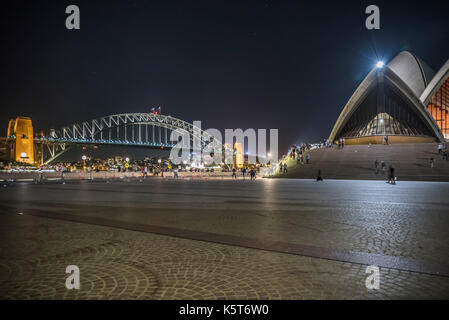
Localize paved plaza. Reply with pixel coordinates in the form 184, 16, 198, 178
1, 177, 449, 299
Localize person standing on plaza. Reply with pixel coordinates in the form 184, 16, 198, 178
430, 157, 434, 168
387, 165, 396, 184
316, 169, 323, 181
306, 153, 310, 164
232, 167, 237, 179
283, 163, 288, 173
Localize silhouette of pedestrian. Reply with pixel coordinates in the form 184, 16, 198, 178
387, 165, 396, 184
250, 169, 256, 180
374, 159, 379, 174
316, 169, 323, 181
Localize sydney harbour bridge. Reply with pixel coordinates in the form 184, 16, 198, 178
4, 112, 229, 165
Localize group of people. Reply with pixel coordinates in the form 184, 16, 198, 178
374, 159, 396, 184
323, 139, 333, 148
337, 138, 346, 149
279, 163, 288, 173
231, 167, 257, 180
284, 144, 312, 166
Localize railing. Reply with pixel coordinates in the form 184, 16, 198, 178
0, 171, 239, 182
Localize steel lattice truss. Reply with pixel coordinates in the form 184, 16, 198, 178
35, 113, 229, 163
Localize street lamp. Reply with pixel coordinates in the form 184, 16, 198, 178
158, 159, 162, 164
125, 157, 130, 162
82, 155, 87, 171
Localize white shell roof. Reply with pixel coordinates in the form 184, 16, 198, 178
387, 51, 435, 99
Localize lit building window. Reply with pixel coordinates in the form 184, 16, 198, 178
427, 77, 449, 139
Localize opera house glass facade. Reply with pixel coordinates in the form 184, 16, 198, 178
427, 74, 449, 139
329, 51, 449, 144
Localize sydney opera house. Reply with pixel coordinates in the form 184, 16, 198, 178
329, 51, 449, 145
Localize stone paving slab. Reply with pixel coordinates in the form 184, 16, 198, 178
1, 179, 449, 299
2, 179, 449, 266
4, 206, 448, 278
0, 213, 449, 299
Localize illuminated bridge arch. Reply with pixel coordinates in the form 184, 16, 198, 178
41, 113, 226, 163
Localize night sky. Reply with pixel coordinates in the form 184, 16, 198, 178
1, 0, 449, 153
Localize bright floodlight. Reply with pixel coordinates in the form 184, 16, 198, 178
81, 155, 87, 161
125, 157, 130, 162
376, 61, 384, 68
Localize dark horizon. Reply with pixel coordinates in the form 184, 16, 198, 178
1, 0, 449, 153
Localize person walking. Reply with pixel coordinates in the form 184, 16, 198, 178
232, 167, 237, 179
443, 150, 449, 161
242, 167, 247, 180
250, 168, 256, 180
374, 159, 379, 174
438, 143, 443, 154
306, 153, 310, 164
283, 163, 288, 173
430, 157, 434, 168
387, 165, 396, 184
316, 169, 323, 181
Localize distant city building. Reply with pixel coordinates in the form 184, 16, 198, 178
329, 51, 449, 144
